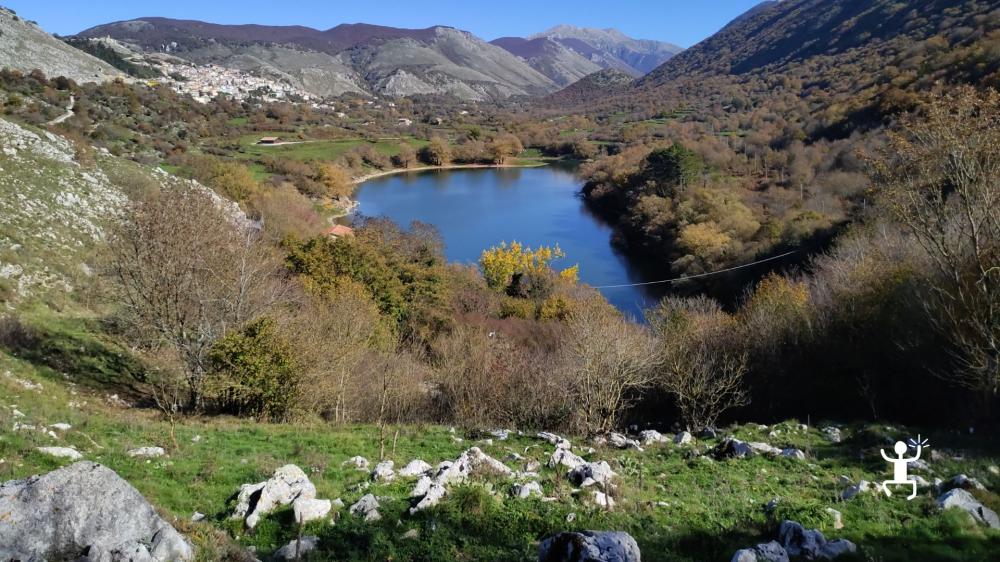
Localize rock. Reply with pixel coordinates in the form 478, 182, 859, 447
232, 464, 316, 528
49, 422, 72, 431
512, 481, 544, 499
525, 460, 542, 472
778, 520, 856, 560
748, 442, 782, 456
764, 498, 780, 514
639, 430, 669, 445
399, 459, 432, 478
938, 488, 1000, 528
411, 475, 433, 498
401, 528, 420, 540
674, 431, 693, 445
490, 429, 511, 440
608, 432, 643, 451
908, 474, 931, 489
730, 548, 758, 562
371, 460, 395, 482
989, 465, 999, 476
538, 531, 640, 562
715, 438, 754, 459
36, 446, 82, 460
0, 462, 193, 562
410, 483, 447, 514
780, 448, 805, 460
549, 447, 585, 470
699, 427, 718, 439
349, 494, 381, 522
936, 473, 986, 495
593, 435, 608, 446
593, 491, 615, 509
343, 456, 369, 470
538, 432, 571, 449
273, 536, 319, 560
821, 427, 842, 443
127, 446, 166, 458
755, 541, 790, 562
565, 512, 576, 523
293, 498, 332, 523
841, 480, 870, 501
826, 508, 843, 530
568, 461, 615, 488
909, 458, 931, 472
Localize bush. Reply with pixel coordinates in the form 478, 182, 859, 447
206, 317, 300, 421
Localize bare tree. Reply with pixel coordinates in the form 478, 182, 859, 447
649, 296, 748, 431
108, 185, 287, 411
869, 86, 1000, 400
560, 302, 658, 434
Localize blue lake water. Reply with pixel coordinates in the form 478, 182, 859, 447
351, 165, 665, 318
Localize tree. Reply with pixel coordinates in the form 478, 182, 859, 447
419, 136, 452, 166
479, 241, 573, 294
313, 162, 353, 198
649, 297, 749, 431
393, 143, 418, 169
642, 144, 704, 194
561, 303, 658, 434
108, 185, 287, 411
489, 133, 523, 165
869, 86, 1000, 401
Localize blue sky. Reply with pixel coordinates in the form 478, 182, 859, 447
6, 0, 762, 47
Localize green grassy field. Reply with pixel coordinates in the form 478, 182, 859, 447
2, 310, 999, 561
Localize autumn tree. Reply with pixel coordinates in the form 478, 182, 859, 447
313, 162, 353, 198
869, 86, 1000, 400
419, 136, 452, 166
488, 133, 523, 165
479, 241, 576, 294
108, 185, 287, 411
393, 143, 418, 168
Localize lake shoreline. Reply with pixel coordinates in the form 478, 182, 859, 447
351, 161, 549, 185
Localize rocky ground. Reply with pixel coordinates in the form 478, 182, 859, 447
1, 344, 998, 561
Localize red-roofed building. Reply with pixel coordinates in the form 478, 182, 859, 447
326, 225, 355, 238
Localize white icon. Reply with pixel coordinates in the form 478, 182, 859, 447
880, 434, 929, 500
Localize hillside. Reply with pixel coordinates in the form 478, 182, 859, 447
74, 17, 559, 100
0, 7, 123, 83
490, 36, 603, 87
541, 68, 635, 106
530, 25, 683, 75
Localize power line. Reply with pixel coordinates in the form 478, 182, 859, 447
591, 250, 800, 289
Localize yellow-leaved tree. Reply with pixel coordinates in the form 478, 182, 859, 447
478, 241, 577, 293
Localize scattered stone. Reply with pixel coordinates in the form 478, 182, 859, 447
593, 491, 616, 509
410, 482, 447, 514
512, 481, 543, 499
780, 448, 806, 460
841, 480, 870, 501
732, 541, 790, 562
350, 494, 381, 522
232, 464, 316, 528
608, 432, 643, 451
593, 435, 608, 446
565, 512, 576, 523
674, 431, 693, 445
908, 474, 931, 489
938, 488, 1000, 528
778, 520, 856, 559
490, 429, 510, 440
568, 461, 615, 489
36, 446, 82, 460
538, 531, 639, 562
343, 456, 370, 471
191, 435, 202, 443
749, 442, 782, 456
699, 427, 718, 439
49, 423, 72, 431
293, 498, 332, 523
715, 438, 755, 458
12, 409, 25, 418
127, 446, 166, 458
936, 474, 986, 495
549, 447, 585, 470
0, 462, 192, 561
191, 511, 205, 522
273, 536, 319, 560
525, 460, 542, 473
821, 427, 842, 443
409, 447, 512, 513
989, 465, 999, 476
639, 429, 669, 445
401, 528, 420, 540
399, 459, 432, 478
825, 508, 843, 530
538, 432, 571, 449
764, 498, 779, 514
371, 460, 395, 482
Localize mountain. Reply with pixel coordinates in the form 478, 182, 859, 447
541, 68, 634, 107
528, 25, 682, 75
74, 17, 559, 100
489, 36, 603, 87
0, 7, 123, 83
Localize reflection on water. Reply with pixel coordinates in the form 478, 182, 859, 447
351, 165, 667, 319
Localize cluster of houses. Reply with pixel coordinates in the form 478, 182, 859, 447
154, 61, 333, 108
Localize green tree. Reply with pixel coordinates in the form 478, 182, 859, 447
642, 144, 704, 194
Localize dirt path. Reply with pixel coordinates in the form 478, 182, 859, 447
47, 95, 75, 126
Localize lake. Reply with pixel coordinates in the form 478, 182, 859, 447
350, 164, 666, 318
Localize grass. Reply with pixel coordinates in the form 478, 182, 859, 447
2, 314, 999, 561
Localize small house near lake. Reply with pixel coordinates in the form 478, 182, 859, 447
256, 136, 281, 145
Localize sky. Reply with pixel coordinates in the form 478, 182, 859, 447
5, 0, 763, 48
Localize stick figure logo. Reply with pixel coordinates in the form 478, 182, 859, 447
880, 434, 930, 500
